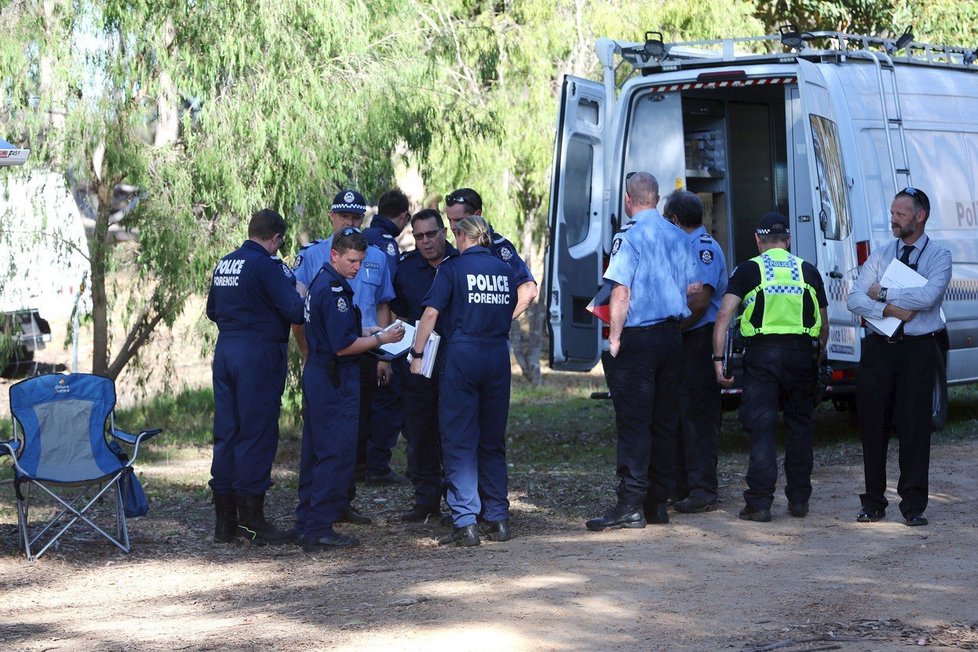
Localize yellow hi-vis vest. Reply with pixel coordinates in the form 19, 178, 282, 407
740, 248, 821, 338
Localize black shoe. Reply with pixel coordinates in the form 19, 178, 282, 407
788, 502, 809, 518
673, 497, 718, 514
857, 507, 886, 523
338, 505, 373, 525
585, 503, 646, 531
365, 470, 408, 486
738, 506, 772, 522
213, 491, 238, 543
904, 513, 928, 527
440, 513, 454, 527
437, 524, 480, 547
478, 520, 511, 542
302, 529, 359, 552
400, 505, 441, 523
644, 502, 669, 525
235, 493, 294, 545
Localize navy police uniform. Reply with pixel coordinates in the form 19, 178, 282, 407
422, 246, 515, 527
488, 226, 534, 288
363, 214, 403, 280
295, 264, 363, 540
206, 240, 304, 496
726, 247, 827, 513
601, 208, 692, 511
676, 227, 727, 506
392, 245, 458, 511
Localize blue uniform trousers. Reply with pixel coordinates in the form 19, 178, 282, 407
296, 360, 360, 539
676, 324, 721, 503
604, 324, 682, 506
402, 355, 444, 509
367, 359, 404, 476
438, 340, 511, 526
210, 335, 287, 496
739, 339, 818, 510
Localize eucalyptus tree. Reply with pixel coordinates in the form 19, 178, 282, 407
1, 0, 441, 380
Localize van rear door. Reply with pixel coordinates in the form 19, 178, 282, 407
546, 76, 606, 371
796, 60, 861, 363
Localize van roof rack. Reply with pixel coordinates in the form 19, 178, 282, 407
612, 31, 978, 74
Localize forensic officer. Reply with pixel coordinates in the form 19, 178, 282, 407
391, 208, 458, 522
663, 190, 728, 514
409, 215, 516, 546
713, 212, 828, 522
361, 188, 412, 486
443, 187, 537, 318
847, 187, 951, 527
585, 172, 693, 532
296, 229, 406, 551
292, 189, 397, 521
206, 208, 306, 545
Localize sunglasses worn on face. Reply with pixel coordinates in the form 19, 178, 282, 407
414, 228, 442, 241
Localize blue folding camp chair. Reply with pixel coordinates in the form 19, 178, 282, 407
1, 373, 162, 560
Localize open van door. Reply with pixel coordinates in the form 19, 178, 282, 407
795, 60, 861, 363
546, 75, 606, 371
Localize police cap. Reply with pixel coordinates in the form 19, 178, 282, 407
332, 189, 367, 215
756, 212, 790, 236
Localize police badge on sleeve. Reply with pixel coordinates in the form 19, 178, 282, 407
336, 297, 349, 313
499, 247, 513, 261
292, 254, 304, 270
611, 237, 622, 256
699, 249, 713, 264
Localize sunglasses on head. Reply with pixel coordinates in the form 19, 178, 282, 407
338, 227, 361, 237
445, 193, 479, 209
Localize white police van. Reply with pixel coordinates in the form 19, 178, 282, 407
546, 30, 978, 427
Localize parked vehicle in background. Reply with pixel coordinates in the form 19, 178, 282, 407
1, 165, 90, 378
546, 30, 978, 429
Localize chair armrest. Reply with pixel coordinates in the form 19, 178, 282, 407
111, 428, 163, 445
1, 438, 21, 457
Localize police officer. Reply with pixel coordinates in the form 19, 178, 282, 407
713, 212, 828, 522
361, 188, 412, 486
847, 187, 951, 526
409, 216, 515, 546
663, 190, 728, 514
296, 229, 406, 551
443, 187, 537, 318
585, 172, 692, 531
391, 209, 457, 522
206, 208, 306, 545
292, 189, 396, 521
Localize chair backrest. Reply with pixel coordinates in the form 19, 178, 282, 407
9, 373, 123, 482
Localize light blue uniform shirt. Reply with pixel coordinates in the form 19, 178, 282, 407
293, 237, 395, 329
687, 225, 728, 330
847, 234, 951, 336
603, 208, 693, 327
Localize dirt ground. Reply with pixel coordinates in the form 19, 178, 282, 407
2, 433, 977, 651
3, 307, 978, 651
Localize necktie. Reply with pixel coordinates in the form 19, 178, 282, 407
899, 245, 913, 265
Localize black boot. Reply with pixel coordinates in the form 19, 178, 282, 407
213, 491, 238, 543
235, 493, 294, 546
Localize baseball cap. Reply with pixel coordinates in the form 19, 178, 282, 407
332, 189, 367, 214
756, 212, 790, 236
445, 187, 482, 211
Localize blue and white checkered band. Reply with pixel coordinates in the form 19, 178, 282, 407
756, 227, 789, 235
700, 249, 713, 264
386, 242, 396, 257
292, 254, 303, 270
500, 247, 513, 261
336, 297, 349, 313
766, 284, 805, 295
611, 237, 622, 256
760, 254, 798, 281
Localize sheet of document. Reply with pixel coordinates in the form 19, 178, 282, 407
377, 320, 414, 357
865, 258, 927, 337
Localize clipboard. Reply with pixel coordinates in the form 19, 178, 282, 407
366, 320, 414, 361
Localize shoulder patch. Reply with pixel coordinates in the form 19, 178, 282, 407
281, 263, 295, 278
386, 242, 397, 257
498, 246, 513, 261
335, 296, 350, 313
699, 249, 713, 265
611, 237, 623, 256
292, 254, 304, 270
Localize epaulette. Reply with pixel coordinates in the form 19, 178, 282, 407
400, 249, 421, 263
298, 239, 324, 251
492, 235, 508, 245
699, 233, 715, 243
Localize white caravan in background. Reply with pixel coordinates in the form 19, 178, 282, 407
546, 30, 978, 428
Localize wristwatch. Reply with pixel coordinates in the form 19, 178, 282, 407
410, 348, 425, 359
711, 354, 724, 362
876, 286, 888, 302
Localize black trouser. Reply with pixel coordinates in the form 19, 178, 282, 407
857, 332, 938, 517
402, 357, 445, 510
603, 323, 682, 506
739, 338, 818, 510
676, 323, 721, 503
